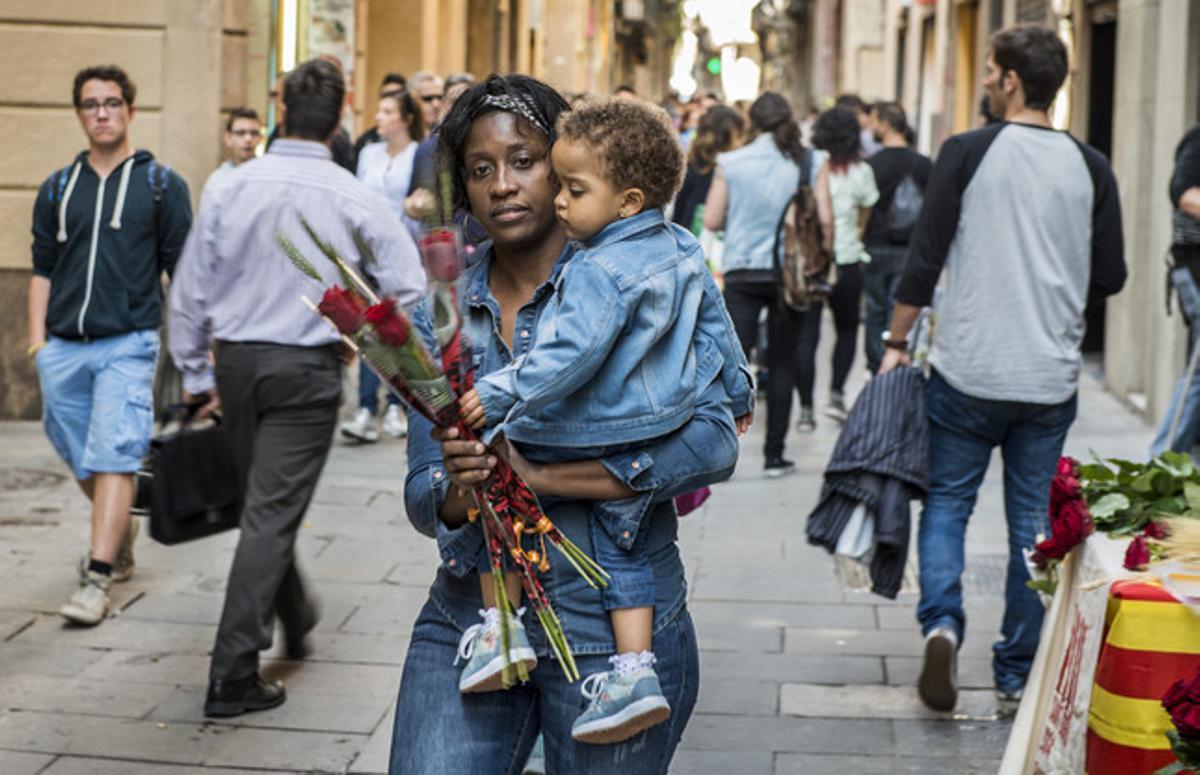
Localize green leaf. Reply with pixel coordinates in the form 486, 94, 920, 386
1160, 451, 1197, 478
1090, 493, 1131, 519
1155, 471, 1183, 496
1026, 577, 1057, 596
1079, 463, 1114, 481
1133, 469, 1159, 494
1153, 495, 1189, 518
349, 222, 379, 269
1151, 761, 1186, 775
1185, 482, 1200, 513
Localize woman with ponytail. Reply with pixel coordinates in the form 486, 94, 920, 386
703, 92, 823, 476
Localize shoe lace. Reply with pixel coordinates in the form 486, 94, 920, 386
456, 608, 500, 664
455, 607, 526, 664
580, 671, 610, 704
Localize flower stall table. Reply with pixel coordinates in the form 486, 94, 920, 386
1001, 535, 1200, 774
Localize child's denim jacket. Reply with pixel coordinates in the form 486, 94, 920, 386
473, 208, 754, 449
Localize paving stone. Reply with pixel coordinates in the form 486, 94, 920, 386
775, 753, 1002, 774
17, 614, 216, 655
0, 749, 56, 775
204, 725, 363, 770
892, 718, 1014, 759
873, 599, 1003, 631
885, 655, 996, 690
265, 630, 411, 666
258, 659, 403, 699
78, 651, 211, 687
347, 701, 395, 774
0, 709, 218, 763
307, 539, 428, 584
667, 749, 773, 775
335, 587, 429, 636
695, 679, 778, 716
689, 600, 876, 631
0, 642, 108, 678
0, 610, 35, 640
41, 758, 264, 775
148, 684, 392, 734
0, 674, 167, 719
680, 715, 893, 755
780, 683, 1007, 721
692, 559, 844, 604
699, 651, 883, 685
784, 626, 996, 659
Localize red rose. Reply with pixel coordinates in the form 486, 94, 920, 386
1173, 704, 1200, 740
317, 286, 367, 334
1031, 499, 1094, 568
1124, 534, 1151, 571
1049, 456, 1082, 515
419, 229, 463, 284
1144, 521, 1170, 540
1166, 679, 1193, 711
365, 298, 410, 346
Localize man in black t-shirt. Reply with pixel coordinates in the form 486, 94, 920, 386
862, 102, 932, 373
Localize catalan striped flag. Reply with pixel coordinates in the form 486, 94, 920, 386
1086, 580, 1200, 774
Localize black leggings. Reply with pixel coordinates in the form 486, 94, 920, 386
827, 262, 864, 395
723, 275, 799, 459
791, 302, 823, 409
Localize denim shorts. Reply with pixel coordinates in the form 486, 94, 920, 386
35, 330, 159, 480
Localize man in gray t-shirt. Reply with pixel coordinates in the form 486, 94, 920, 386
879, 25, 1126, 713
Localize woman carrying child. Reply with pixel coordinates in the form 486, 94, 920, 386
389, 75, 745, 774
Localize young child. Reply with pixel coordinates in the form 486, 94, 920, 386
455, 99, 753, 745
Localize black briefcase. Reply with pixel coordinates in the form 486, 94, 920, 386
135, 402, 241, 545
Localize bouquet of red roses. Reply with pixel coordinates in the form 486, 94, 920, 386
279, 219, 608, 685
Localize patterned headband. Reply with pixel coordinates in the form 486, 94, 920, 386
478, 93, 551, 136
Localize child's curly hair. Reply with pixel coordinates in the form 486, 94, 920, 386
556, 99, 684, 209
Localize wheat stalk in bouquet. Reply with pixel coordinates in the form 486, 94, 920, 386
278, 217, 606, 684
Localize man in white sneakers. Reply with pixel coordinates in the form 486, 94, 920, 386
29, 65, 192, 625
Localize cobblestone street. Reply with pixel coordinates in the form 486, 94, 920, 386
0, 362, 1151, 773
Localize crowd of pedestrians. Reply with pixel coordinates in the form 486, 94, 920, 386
23, 20, 1145, 773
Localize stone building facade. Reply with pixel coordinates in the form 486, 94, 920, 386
0, 0, 678, 418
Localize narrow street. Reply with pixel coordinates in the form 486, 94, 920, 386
0, 358, 1151, 774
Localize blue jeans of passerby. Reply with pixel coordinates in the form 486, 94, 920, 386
388, 600, 699, 774
358, 360, 400, 416
916, 370, 1077, 693
863, 246, 905, 375
1151, 322, 1200, 454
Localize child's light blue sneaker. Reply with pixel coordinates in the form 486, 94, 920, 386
457, 607, 537, 693
571, 651, 671, 744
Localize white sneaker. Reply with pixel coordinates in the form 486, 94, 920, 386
60, 570, 111, 626
340, 408, 379, 443
382, 405, 407, 439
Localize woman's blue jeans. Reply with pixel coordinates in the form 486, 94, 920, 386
916, 371, 1076, 693
388, 600, 699, 774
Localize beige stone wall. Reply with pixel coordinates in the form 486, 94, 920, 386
1104, 0, 1199, 427
0, 0, 251, 418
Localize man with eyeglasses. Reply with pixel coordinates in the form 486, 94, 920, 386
408, 71, 444, 130
28, 64, 193, 626
201, 107, 263, 200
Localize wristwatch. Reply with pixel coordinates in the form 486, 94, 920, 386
881, 331, 908, 351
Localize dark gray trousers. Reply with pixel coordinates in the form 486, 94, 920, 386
209, 341, 341, 682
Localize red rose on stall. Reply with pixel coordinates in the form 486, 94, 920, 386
317, 286, 367, 334
1049, 456, 1081, 514
365, 298, 409, 346
1032, 498, 1094, 568
1144, 521, 1170, 540
1124, 534, 1151, 571
419, 229, 463, 284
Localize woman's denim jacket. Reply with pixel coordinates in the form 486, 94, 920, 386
403, 242, 740, 655
471, 208, 753, 449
